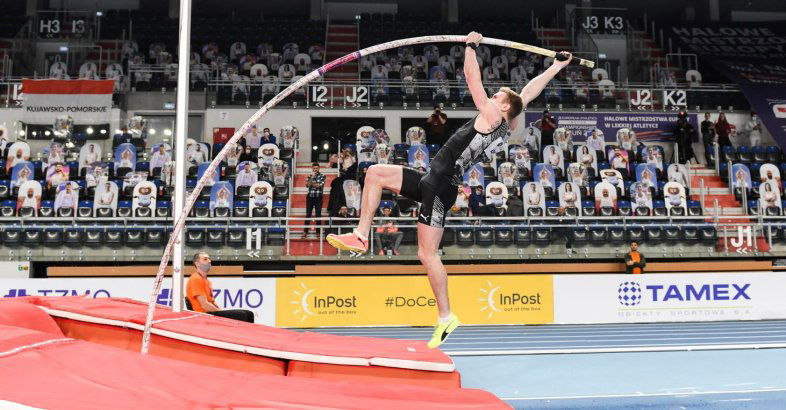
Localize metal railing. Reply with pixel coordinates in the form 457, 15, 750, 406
1, 212, 782, 258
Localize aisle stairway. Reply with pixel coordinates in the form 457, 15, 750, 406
690, 165, 769, 253
535, 28, 573, 52
288, 163, 338, 256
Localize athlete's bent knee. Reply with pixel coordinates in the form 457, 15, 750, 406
418, 247, 438, 264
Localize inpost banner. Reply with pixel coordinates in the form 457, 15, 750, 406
553, 272, 786, 324
276, 275, 554, 327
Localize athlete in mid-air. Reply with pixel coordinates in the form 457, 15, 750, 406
327, 32, 573, 348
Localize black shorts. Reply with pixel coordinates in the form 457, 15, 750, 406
399, 167, 457, 228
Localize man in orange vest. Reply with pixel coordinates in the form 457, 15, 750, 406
186, 252, 254, 323
624, 242, 646, 274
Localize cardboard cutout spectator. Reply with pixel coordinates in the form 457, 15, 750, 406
356, 126, 376, 163
534, 164, 556, 190
586, 129, 605, 154
79, 143, 102, 173
664, 182, 687, 212
543, 145, 564, 172
132, 181, 157, 212
406, 126, 427, 146
343, 180, 362, 213
210, 182, 234, 214
760, 180, 781, 211
374, 143, 392, 164
235, 161, 258, 191
10, 162, 34, 189
523, 182, 546, 214
485, 182, 509, 210
94, 181, 118, 215
54, 182, 79, 213
732, 164, 752, 191
559, 182, 582, 212
636, 164, 658, 192
6, 142, 30, 173
408, 145, 430, 171
16, 180, 42, 216
114, 143, 137, 171
497, 162, 520, 189
631, 182, 653, 215
195, 163, 218, 187
601, 169, 625, 195
668, 164, 690, 188
464, 163, 485, 188
46, 163, 70, 189
759, 163, 781, 188
249, 181, 273, 214
616, 128, 637, 151
576, 145, 598, 172
509, 145, 532, 174
594, 181, 618, 211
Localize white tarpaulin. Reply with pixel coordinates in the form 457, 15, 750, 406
22, 79, 114, 124
0, 277, 277, 325
554, 272, 786, 324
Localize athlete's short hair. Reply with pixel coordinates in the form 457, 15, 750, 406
499, 87, 523, 119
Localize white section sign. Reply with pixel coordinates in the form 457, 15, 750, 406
0, 277, 276, 326
554, 273, 786, 324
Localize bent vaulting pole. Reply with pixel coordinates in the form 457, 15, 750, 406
141, 35, 594, 353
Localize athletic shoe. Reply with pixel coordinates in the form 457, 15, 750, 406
427, 313, 459, 349
326, 232, 369, 253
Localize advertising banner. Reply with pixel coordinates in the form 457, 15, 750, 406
276, 275, 554, 327
665, 23, 786, 148
553, 273, 786, 324
21, 79, 114, 124
0, 277, 276, 325
525, 111, 693, 143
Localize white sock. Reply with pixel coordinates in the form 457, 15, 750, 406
353, 229, 368, 241
438, 313, 452, 324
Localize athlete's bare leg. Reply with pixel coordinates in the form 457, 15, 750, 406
418, 223, 450, 318
355, 164, 402, 237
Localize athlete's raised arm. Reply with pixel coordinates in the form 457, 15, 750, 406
519, 52, 572, 106
463, 31, 501, 127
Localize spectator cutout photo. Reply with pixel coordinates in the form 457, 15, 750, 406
523, 182, 546, 213
534, 164, 555, 190
464, 163, 485, 188
356, 126, 376, 163
636, 164, 658, 192
616, 128, 637, 151
43, 142, 65, 167
271, 159, 289, 186
664, 182, 687, 212
509, 145, 532, 173
408, 145, 430, 170
132, 181, 157, 212
586, 129, 605, 153
497, 162, 520, 189
6, 142, 31, 173
607, 147, 630, 173
485, 182, 509, 210
601, 169, 625, 194
554, 128, 573, 155
567, 163, 588, 188
54, 181, 79, 213
186, 142, 210, 167
374, 143, 392, 164
760, 180, 781, 211
280, 125, 299, 150
668, 164, 690, 188
150, 143, 173, 171
46, 163, 70, 189
16, 180, 42, 216
249, 181, 273, 214
234, 161, 258, 190
594, 181, 618, 211
94, 181, 118, 215
759, 163, 781, 188
543, 145, 564, 172
79, 143, 102, 173
343, 180, 362, 212
644, 145, 664, 171
576, 145, 598, 172
558, 181, 582, 212
123, 171, 148, 190
10, 161, 34, 189
196, 163, 219, 187
631, 182, 653, 215
210, 182, 234, 214
732, 164, 752, 190
114, 143, 137, 171
257, 143, 279, 168
406, 126, 426, 146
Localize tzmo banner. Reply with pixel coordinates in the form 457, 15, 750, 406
553, 272, 786, 324
276, 275, 554, 327
21, 79, 114, 124
0, 277, 276, 325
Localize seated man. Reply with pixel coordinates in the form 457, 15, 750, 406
374, 206, 403, 256
186, 252, 254, 323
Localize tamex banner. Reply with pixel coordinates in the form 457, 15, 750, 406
22, 79, 114, 124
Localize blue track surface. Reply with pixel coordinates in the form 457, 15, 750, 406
306, 321, 786, 408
